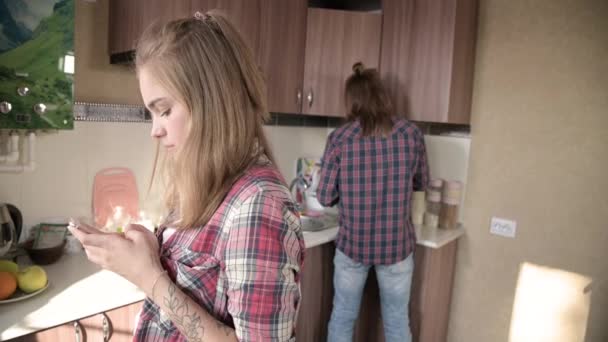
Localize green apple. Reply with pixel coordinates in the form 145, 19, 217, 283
17, 266, 47, 293
0, 260, 18, 275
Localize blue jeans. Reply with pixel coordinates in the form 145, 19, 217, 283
327, 249, 414, 342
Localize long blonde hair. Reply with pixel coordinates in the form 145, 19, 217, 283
136, 11, 275, 229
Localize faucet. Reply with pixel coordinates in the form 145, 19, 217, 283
289, 175, 310, 213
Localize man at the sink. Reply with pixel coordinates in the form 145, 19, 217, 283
316, 62, 429, 342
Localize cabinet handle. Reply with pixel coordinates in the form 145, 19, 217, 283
296, 89, 302, 106
307, 89, 313, 108
73, 321, 83, 342
101, 312, 112, 342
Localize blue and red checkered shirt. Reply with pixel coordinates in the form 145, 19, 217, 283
134, 161, 305, 341
317, 118, 429, 265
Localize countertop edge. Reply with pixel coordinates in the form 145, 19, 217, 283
414, 224, 466, 249
303, 226, 339, 248
304, 224, 466, 250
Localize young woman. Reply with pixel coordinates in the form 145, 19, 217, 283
69, 11, 304, 342
317, 63, 429, 342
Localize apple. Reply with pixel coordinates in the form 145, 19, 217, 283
0, 260, 18, 275
17, 265, 47, 293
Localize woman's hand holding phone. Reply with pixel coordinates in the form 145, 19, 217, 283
67, 218, 163, 293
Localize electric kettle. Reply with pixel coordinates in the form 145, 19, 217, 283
0, 203, 21, 258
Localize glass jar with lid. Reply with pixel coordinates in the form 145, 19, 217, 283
423, 184, 441, 228
439, 180, 462, 229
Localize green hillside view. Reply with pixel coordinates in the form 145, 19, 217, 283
0, 0, 74, 130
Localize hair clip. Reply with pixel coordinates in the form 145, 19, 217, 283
194, 11, 205, 21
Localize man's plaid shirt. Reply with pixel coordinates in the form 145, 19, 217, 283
134, 162, 305, 341
317, 118, 429, 265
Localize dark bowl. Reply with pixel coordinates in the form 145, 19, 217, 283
20, 239, 66, 265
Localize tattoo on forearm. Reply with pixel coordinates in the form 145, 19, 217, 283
164, 283, 204, 342
162, 283, 236, 341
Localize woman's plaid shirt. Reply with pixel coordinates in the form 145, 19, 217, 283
317, 118, 429, 265
134, 163, 305, 341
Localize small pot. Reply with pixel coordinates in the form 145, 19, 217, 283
21, 239, 66, 265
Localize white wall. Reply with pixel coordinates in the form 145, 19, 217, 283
0, 122, 328, 238
448, 1, 608, 341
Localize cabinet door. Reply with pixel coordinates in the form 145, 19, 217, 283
191, 0, 262, 59
259, 0, 308, 114
410, 242, 458, 342
109, 0, 192, 56
108, 0, 261, 59
95, 301, 144, 341
13, 322, 80, 341
13, 301, 144, 342
142, 0, 193, 28
380, 0, 478, 124
108, 0, 145, 55
302, 9, 382, 117
296, 243, 335, 341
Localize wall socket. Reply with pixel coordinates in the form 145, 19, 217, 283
490, 217, 517, 238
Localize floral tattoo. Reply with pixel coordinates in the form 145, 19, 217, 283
164, 284, 204, 341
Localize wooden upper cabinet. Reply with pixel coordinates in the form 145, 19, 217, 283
108, 1, 477, 120
191, 0, 262, 58
302, 8, 382, 117
108, 0, 261, 58
258, 0, 308, 114
108, 0, 144, 55
141, 0, 193, 28
107, 1, 384, 118
380, 0, 478, 124
108, 0, 189, 56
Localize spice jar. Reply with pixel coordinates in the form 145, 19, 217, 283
423, 187, 441, 228
439, 180, 462, 229
428, 178, 443, 195
411, 191, 426, 225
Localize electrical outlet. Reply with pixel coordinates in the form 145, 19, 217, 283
490, 217, 517, 238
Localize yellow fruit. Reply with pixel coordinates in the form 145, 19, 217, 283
0, 271, 17, 300
17, 266, 47, 293
0, 260, 19, 275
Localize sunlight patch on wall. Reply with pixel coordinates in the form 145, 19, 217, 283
509, 262, 591, 342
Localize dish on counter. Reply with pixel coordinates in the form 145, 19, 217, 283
0, 281, 49, 304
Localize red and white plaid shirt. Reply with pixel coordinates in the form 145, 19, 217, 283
134, 162, 305, 341
317, 118, 429, 265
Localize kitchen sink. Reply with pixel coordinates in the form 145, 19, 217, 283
300, 213, 338, 232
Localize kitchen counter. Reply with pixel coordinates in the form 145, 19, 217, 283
1, 224, 464, 340
302, 227, 339, 248
415, 224, 466, 248
304, 224, 465, 249
1, 229, 346, 340
0, 252, 145, 341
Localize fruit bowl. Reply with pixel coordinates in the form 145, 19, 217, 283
0, 280, 49, 304
21, 239, 66, 265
